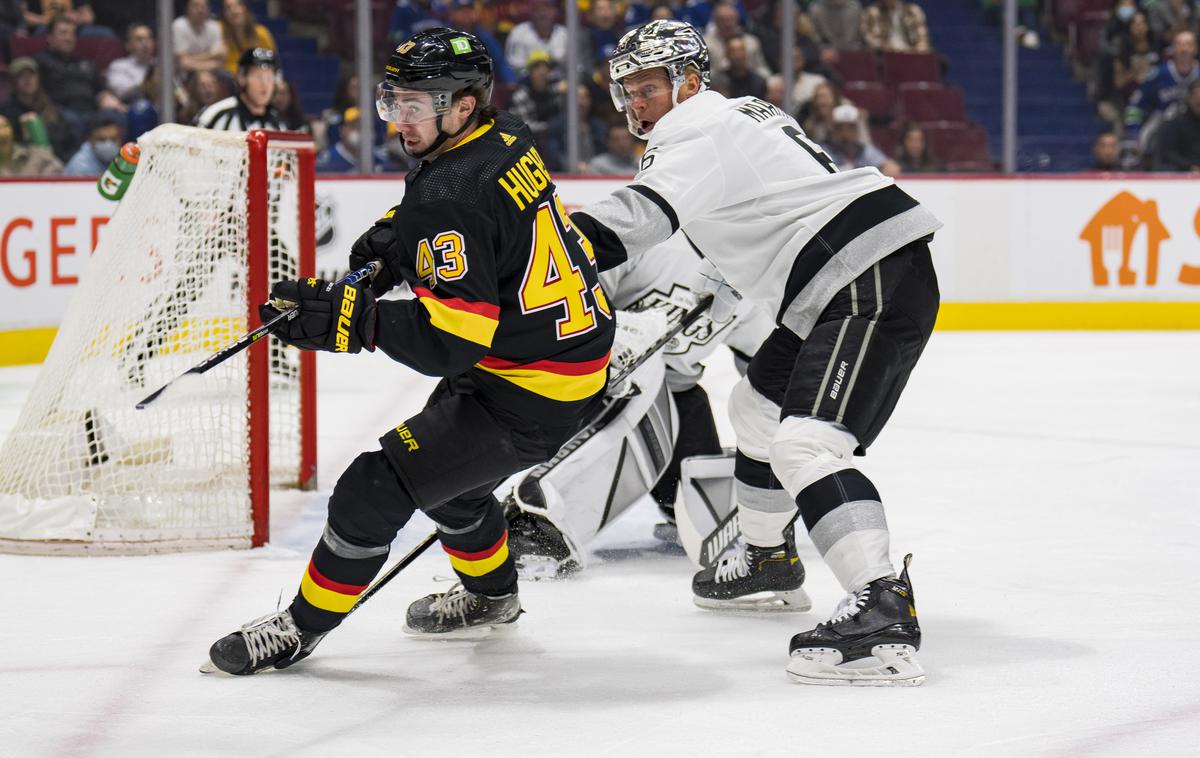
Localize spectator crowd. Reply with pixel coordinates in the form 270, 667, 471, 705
6, 1, 1192, 177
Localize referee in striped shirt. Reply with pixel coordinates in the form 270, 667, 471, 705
194, 48, 284, 132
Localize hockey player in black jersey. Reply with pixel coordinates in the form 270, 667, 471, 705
204, 29, 613, 675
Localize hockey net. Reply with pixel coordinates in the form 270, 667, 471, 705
0, 125, 316, 554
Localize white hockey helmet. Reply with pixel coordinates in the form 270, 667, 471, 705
608, 20, 710, 139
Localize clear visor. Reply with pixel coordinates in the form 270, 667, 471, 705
375, 83, 450, 124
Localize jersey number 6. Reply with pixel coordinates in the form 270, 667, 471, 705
520, 196, 611, 340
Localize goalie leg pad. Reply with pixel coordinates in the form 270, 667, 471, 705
506, 354, 676, 575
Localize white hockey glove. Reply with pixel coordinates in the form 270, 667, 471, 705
693, 259, 741, 324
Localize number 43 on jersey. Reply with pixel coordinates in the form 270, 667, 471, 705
520, 196, 610, 340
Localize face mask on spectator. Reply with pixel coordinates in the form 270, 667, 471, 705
1116, 6, 1135, 22
93, 139, 120, 164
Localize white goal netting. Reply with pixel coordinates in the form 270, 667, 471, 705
0, 125, 313, 554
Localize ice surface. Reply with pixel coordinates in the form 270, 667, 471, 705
2, 332, 1199, 757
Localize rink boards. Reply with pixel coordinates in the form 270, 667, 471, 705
1, 174, 1197, 364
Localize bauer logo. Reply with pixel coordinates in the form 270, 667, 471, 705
829, 360, 848, 400
334, 285, 356, 352
394, 423, 419, 451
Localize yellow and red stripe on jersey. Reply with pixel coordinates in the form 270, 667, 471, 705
475, 352, 610, 402
413, 286, 500, 347
298, 560, 368, 614
443, 532, 510, 577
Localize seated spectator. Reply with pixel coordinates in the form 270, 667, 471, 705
179, 69, 227, 125
174, 0, 226, 76
650, 3, 677, 22
755, 0, 827, 74
1090, 130, 1124, 170
387, 0, 437, 45
1154, 78, 1200, 171
0, 114, 64, 177
195, 48, 283, 132
809, 0, 866, 50
799, 80, 841, 142
545, 84, 607, 173
892, 122, 943, 173
26, 0, 109, 37
447, 0, 515, 85
1125, 30, 1199, 140
1112, 13, 1161, 112
585, 60, 619, 124
509, 51, 561, 148
1093, 0, 1139, 110
64, 110, 122, 176
505, 0, 567, 78
588, 121, 641, 175
862, 0, 930, 53
712, 35, 768, 99
125, 65, 162, 141
316, 107, 383, 173
34, 17, 123, 137
107, 22, 156, 104
706, 2, 771, 79
220, 0, 277, 76
2, 56, 78, 162
784, 45, 830, 112
272, 79, 309, 133
581, 0, 623, 75
820, 103, 889, 170
1143, 0, 1195, 43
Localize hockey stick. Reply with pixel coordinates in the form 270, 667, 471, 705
135, 261, 382, 410
346, 293, 716, 609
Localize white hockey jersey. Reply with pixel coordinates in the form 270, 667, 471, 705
601, 233, 773, 392
575, 90, 942, 339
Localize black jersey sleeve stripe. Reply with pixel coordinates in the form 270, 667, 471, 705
627, 184, 679, 234
570, 211, 629, 272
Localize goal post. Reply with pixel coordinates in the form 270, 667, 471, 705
0, 125, 318, 554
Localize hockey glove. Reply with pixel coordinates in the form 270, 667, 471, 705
260, 278, 377, 354
349, 224, 398, 297
693, 259, 741, 323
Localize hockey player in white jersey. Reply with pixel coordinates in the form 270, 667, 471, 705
569, 20, 941, 686
504, 232, 775, 579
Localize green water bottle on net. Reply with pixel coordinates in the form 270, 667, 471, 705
97, 141, 140, 201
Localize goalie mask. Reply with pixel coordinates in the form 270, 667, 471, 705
378, 27, 494, 157
609, 20, 710, 139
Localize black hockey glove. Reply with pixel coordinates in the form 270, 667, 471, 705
349, 224, 398, 297
260, 278, 377, 354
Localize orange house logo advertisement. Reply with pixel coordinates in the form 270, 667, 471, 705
1080, 191, 1200, 287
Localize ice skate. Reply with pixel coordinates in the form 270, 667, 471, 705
786, 554, 924, 686
404, 582, 522, 639
201, 608, 326, 675
651, 502, 679, 544
692, 538, 810, 612
506, 506, 581, 580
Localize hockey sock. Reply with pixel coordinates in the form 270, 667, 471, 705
290, 525, 389, 633
797, 470, 893, 592
734, 452, 796, 547
435, 497, 517, 597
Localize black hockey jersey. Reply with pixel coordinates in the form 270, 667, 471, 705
361, 112, 614, 420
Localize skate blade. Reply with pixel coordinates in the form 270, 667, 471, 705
693, 587, 812, 613
199, 658, 219, 674
401, 619, 520, 641
786, 644, 925, 687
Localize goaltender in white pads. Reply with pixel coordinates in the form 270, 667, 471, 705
569, 19, 942, 686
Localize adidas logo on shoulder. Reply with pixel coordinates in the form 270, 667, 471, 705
499, 132, 516, 147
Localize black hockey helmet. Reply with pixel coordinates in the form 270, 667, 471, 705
609, 20, 710, 138
377, 28, 494, 157
238, 47, 278, 74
